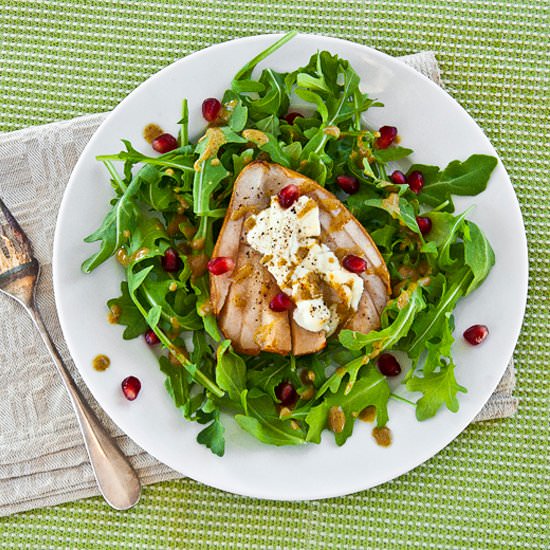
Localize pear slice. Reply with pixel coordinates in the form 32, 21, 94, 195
210, 161, 390, 355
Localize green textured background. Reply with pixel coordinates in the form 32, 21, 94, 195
1, 1, 548, 548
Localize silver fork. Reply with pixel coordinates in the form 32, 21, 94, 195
0, 197, 141, 510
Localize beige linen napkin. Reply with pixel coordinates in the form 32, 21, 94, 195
0, 52, 518, 517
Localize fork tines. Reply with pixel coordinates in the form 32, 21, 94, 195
0, 197, 34, 272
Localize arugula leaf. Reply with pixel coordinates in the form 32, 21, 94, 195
435, 208, 471, 269
81, 164, 142, 272
246, 361, 293, 400
370, 224, 397, 250
305, 365, 390, 445
127, 265, 224, 398
235, 394, 306, 446
241, 129, 291, 167
191, 274, 220, 341
97, 140, 195, 176
339, 284, 426, 356
372, 146, 413, 163
136, 165, 176, 212
295, 88, 328, 122
193, 127, 246, 218
421, 312, 456, 376
196, 411, 225, 457
247, 68, 289, 119
159, 355, 191, 410
222, 90, 248, 132
406, 363, 467, 420
255, 114, 280, 136
141, 275, 201, 330
463, 220, 495, 295
127, 264, 154, 294
215, 340, 247, 402
364, 192, 420, 234
343, 186, 380, 221
313, 355, 365, 398
406, 268, 471, 364
412, 154, 497, 211
146, 304, 162, 328
292, 52, 363, 174
232, 148, 255, 176
423, 211, 459, 247
232, 31, 297, 89
126, 215, 170, 265
107, 282, 148, 339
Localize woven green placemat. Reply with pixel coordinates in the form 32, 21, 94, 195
1, 1, 548, 548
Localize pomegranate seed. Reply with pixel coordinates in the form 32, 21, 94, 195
336, 174, 360, 194
269, 292, 293, 312
284, 111, 304, 124
376, 125, 398, 149
407, 170, 425, 194
207, 256, 235, 275
144, 329, 160, 346
377, 353, 402, 377
121, 376, 141, 401
416, 216, 432, 235
275, 381, 298, 407
342, 255, 367, 274
390, 170, 407, 185
277, 184, 300, 208
151, 133, 178, 154
161, 248, 181, 272
202, 98, 222, 122
463, 324, 489, 345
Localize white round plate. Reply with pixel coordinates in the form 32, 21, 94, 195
53, 34, 528, 500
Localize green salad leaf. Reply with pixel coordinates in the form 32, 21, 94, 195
196, 411, 225, 457
107, 282, 148, 339
413, 154, 498, 211
236, 393, 306, 446
215, 340, 247, 402
406, 364, 467, 420
306, 365, 390, 445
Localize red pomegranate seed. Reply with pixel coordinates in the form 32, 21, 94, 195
284, 111, 304, 124
151, 133, 178, 154
144, 329, 160, 346
207, 256, 235, 275
407, 170, 425, 194
377, 353, 402, 377
269, 292, 293, 312
336, 174, 360, 194
390, 170, 407, 185
343, 255, 367, 274
416, 216, 432, 235
376, 125, 398, 149
161, 248, 181, 272
121, 376, 141, 401
202, 98, 222, 122
277, 184, 300, 208
275, 381, 298, 407
463, 324, 489, 345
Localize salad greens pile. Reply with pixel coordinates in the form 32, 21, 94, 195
82, 32, 496, 455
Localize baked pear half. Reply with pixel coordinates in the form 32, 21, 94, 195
210, 161, 390, 356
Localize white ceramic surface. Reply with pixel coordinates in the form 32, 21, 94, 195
52, 34, 528, 500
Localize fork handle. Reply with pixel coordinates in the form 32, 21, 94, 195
29, 305, 142, 510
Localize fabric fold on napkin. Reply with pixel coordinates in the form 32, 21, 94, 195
0, 51, 517, 517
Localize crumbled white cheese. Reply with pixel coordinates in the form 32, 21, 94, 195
246, 195, 363, 334
293, 298, 331, 333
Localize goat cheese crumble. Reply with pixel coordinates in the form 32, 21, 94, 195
246, 195, 363, 334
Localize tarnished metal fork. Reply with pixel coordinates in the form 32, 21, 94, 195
0, 197, 141, 510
